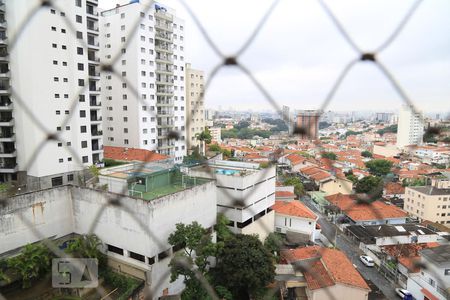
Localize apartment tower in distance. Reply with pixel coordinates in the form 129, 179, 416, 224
100, 1, 187, 163
396, 104, 424, 149
296, 110, 320, 140
1, 0, 103, 188
185, 63, 205, 154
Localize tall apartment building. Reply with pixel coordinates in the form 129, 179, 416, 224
185, 63, 205, 154
100, 1, 186, 163
404, 177, 450, 227
1, 0, 102, 188
296, 110, 320, 140
397, 104, 424, 148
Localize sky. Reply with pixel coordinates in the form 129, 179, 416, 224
99, 0, 450, 114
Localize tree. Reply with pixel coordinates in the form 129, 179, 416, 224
376, 124, 397, 135
264, 233, 283, 262
214, 234, 275, 299
365, 159, 393, 176
402, 178, 426, 187
196, 128, 212, 144
283, 177, 304, 196
361, 150, 373, 158
321, 152, 337, 160
8, 243, 52, 288
208, 144, 221, 152
66, 234, 106, 268
234, 121, 250, 130
89, 165, 100, 177
355, 175, 383, 199
346, 174, 359, 184
168, 222, 218, 300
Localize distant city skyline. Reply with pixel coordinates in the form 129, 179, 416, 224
99, 0, 450, 113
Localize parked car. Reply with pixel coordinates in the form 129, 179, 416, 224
360, 255, 375, 267
395, 288, 412, 299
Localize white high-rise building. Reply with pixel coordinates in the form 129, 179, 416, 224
397, 105, 424, 148
100, 1, 186, 163
1, 0, 103, 188
185, 63, 205, 154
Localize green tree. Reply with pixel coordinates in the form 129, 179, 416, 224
365, 159, 393, 176
321, 152, 337, 160
89, 165, 100, 177
377, 124, 397, 135
284, 176, 304, 196
208, 144, 221, 152
346, 174, 359, 184
0, 258, 10, 284
402, 178, 426, 187
215, 214, 233, 241
361, 150, 373, 158
8, 243, 52, 288
66, 234, 106, 268
168, 222, 218, 300
234, 121, 250, 130
264, 233, 283, 262
355, 175, 383, 199
214, 234, 275, 299
196, 128, 212, 144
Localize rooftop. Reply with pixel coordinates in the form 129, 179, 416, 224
346, 224, 436, 244
272, 200, 317, 220
281, 246, 370, 291
408, 186, 450, 196
104, 146, 169, 163
420, 244, 450, 265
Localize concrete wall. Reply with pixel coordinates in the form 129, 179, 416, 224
0, 183, 217, 299
375, 234, 438, 246
320, 178, 353, 196
241, 210, 274, 241
373, 144, 400, 158
310, 283, 369, 300
274, 213, 316, 241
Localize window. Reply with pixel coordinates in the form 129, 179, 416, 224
50, 9, 56, 14
81, 141, 88, 148
52, 43, 57, 48
77, 47, 83, 55
121, 13, 125, 19
124, 139, 129, 145
51, 26, 56, 31
67, 174, 74, 181
75, 0, 81, 7
51, 176, 63, 187
77, 63, 84, 71
80, 110, 86, 118
76, 31, 83, 39
80, 126, 87, 133
78, 79, 84, 86
79, 94, 85, 102
76, 15, 82, 23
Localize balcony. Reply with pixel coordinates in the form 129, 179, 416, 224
91, 130, 103, 136
156, 101, 173, 107
155, 67, 173, 75
88, 55, 100, 64
0, 150, 16, 158
155, 56, 173, 64
155, 32, 172, 43
155, 22, 173, 32
86, 6, 99, 18
156, 88, 174, 96
90, 99, 101, 107
0, 50, 8, 61
157, 111, 173, 117
87, 24, 99, 35
0, 117, 13, 126
89, 86, 101, 94
92, 144, 103, 152
88, 70, 100, 80
156, 79, 174, 86
155, 45, 173, 54
0, 163, 17, 173
0, 21, 6, 30
87, 41, 100, 50
0, 133, 14, 142
155, 10, 173, 21
90, 115, 102, 122
0, 100, 12, 110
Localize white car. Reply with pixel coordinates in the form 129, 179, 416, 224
360, 255, 375, 267
395, 288, 412, 299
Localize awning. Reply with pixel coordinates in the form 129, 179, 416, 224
421, 288, 439, 300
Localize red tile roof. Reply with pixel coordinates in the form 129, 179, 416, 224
104, 146, 168, 162
272, 200, 317, 220
275, 191, 296, 199
286, 153, 306, 165
325, 193, 407, 221
282, 246, 370, 291
384, 182, 405, 195
309, 171, 332, 182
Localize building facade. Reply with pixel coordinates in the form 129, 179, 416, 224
189, 160, 275, 241
1, 0, 103, 188
397, 105, 424, 149
100, 1, 186, 163
404, 182, 450, 227
296, 110, 320, 140
185, 63, 205, 153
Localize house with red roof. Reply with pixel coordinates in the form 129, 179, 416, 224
383, 182, 405, 200
325, 193, 408, 225
275, 185, 296, 202
272, 200, 318, 241
280, 246, 370, 300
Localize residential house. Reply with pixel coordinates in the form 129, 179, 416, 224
280, 246, 370, 300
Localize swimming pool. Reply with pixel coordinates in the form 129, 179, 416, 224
215, 168, 240, 176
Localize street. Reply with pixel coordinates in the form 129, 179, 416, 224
301, 196, 398, 300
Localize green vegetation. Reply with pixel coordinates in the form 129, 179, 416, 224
261, 118, 289, 132
402, 178, 426, 187
376, 124, 397, 136
103, 158, 128, 167
283, 176, 304, 196
361, 150, 373, 158
321, 152, 337, 160
207, 144, 232, 158
355, 175, 383, 199
221, 128, 272, 139
7, 243, 52, 288
214, 234, 275, 299
345, 130, 362, 137
168, 221, 275, 300
264, 233, 283, 262
66, 234, 106, 268
101, 268, 142, 300
365, 159, 393, 176
196, 128, 212, 144
183, 148, 205, 165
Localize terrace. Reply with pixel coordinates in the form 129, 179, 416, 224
99, 162, 211, 201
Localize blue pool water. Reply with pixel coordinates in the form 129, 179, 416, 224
215, 168, 240, 175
